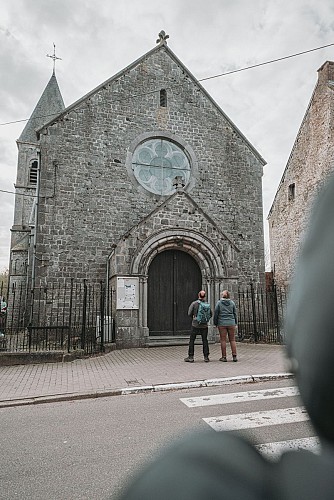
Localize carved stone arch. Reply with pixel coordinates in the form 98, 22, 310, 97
129, 228, 234, 343
130, 228, 227, 278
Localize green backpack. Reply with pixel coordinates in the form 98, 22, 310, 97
196, 300, 211, 324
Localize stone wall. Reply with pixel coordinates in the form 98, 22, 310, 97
35, 45, 265, 288
268, 61, 334, 286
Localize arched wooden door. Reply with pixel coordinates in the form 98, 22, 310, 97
148, 250, 202, 336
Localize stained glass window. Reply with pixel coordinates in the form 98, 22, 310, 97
132, 138, 191, 195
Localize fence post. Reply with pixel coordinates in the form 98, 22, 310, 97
273, 283, 280, 341
28, 286, 35, 352
81, 280, 87, 351
250, 282, 258, 342
67, 279, 74, 353
100, 281, 105, 352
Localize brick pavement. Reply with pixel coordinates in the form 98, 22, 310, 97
0, 343, 291, 407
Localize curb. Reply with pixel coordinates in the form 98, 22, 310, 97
0, 372, 293, 409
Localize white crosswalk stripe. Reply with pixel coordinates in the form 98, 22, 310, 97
256, 437, 320, 459
203, 406, 309, 431
180, 385, 321, 459
180, 386, 299, 407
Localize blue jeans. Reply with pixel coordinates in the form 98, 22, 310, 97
188, 326, 209, 357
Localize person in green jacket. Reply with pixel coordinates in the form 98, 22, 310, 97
213, 290, 238, 362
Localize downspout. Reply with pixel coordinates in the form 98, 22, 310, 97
30, 149, 41, 291
106, 244, 117, 339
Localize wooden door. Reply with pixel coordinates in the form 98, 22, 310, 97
148, 250, 202, 336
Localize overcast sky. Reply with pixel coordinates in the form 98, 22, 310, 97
1, 0, 334, 272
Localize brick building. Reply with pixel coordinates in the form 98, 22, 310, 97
268, 61, 334, 287
9, 34, 265, 347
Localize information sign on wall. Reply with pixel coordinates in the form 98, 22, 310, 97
116, 277, 139, 310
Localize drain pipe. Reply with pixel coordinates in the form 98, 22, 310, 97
106, 244, 117, 338
30, 149, 41, 291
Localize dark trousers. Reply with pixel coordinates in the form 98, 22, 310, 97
188, 326, 209, 357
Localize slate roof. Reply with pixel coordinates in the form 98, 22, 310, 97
18, 73, 65, 143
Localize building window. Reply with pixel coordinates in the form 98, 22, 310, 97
29, 160, 38, 184
160, 89, 167, 107
131, 138, 191, 195
288, 183, 295, 201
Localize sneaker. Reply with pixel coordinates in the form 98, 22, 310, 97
219, 357, 227, 362
184, 356, 194, 363
233, 355, 238, 362
204, 357, 210, 362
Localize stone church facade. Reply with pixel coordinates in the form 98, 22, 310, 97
9, 34, 265, 348
268, 61, 334, 287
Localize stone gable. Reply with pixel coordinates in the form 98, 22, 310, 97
110, 189, 239, 278
34, 44, 264, 286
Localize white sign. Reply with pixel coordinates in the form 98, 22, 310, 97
116, 277, 139, 309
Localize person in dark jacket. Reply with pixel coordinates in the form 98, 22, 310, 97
184, 290, 212, 363
213, 290, 238, 362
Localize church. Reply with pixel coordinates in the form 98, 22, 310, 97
9, 32, 266, 348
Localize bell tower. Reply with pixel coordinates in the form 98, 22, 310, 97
9, 47, 65, 291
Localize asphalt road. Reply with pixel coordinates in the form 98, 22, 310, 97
0, 378, 316, 500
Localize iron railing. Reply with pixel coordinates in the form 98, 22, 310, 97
0, 280, 115, 354
0, 280, 287, 354
237, 284, 287, 343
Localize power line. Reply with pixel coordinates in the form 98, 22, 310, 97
0, 189, 38, 198
198, 42, 334, 82
0, 112, 62, 127
1, 41, 333, 127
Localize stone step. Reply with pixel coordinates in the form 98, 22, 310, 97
148, 336, 216, 347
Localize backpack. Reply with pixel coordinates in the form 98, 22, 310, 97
196, 300, 211, 324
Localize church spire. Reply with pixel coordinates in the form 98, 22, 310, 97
18, 49, 65, 143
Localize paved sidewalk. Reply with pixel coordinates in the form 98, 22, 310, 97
0, 343, 292, 408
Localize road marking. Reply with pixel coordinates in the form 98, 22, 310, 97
180, 386, 299, 407
256, 437, 321, 459
203, 406, 309, 432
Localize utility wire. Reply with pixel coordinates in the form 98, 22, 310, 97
0, 41, 333, 127
0, 189, 38, 197
198, 42, 334, 81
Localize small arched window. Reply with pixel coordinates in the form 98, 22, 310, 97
160, 89, 167, 107
29, 160, 38, 184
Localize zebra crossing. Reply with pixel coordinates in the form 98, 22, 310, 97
180, 385, 320, 459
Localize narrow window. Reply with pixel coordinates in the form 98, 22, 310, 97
288, 183, 295, 201
29, 160, 38, 184
160, 89, 167, 107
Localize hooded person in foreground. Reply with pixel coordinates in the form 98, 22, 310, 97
117, 174, 334, 499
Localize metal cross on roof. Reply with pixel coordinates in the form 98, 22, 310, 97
46, 43, 62, 74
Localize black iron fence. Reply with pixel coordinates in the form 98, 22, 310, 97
237, 284, 287, 344
0, 280, 115, 354
0, 280, 287, 354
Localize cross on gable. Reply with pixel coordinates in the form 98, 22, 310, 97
156, 30, 169, 45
